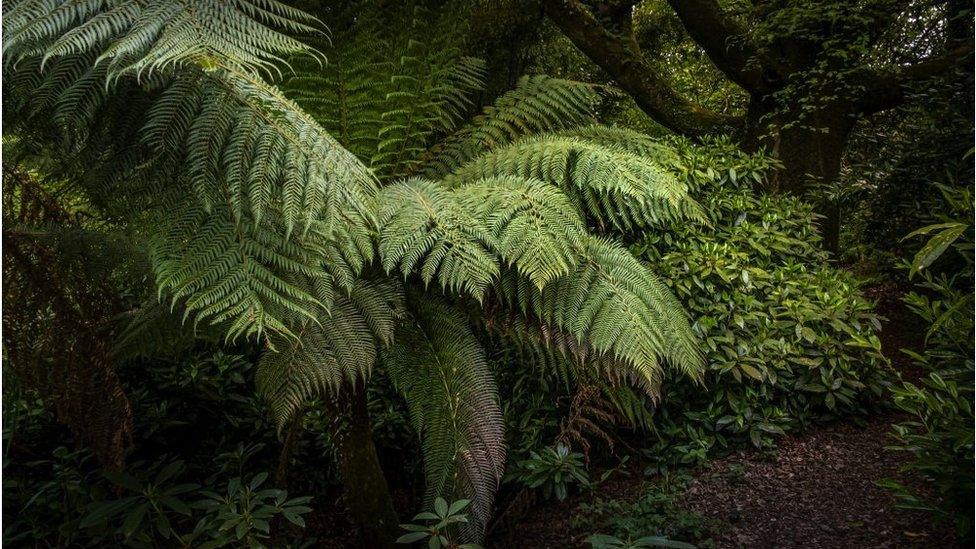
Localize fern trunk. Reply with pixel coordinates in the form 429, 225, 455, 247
330, 386, 400, 547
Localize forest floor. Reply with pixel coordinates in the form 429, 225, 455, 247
487, 284, 960, 548
487, 414, 955, 548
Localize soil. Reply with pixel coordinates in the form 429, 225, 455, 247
679, 415, 957, 548
487, 413, 957, 548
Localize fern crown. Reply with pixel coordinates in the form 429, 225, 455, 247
3, 1, 704, 540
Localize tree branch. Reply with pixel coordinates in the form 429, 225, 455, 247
855, 45, 974, 115
543, 0, 742, 137
665, 0, 770, 93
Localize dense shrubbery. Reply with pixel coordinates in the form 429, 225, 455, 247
2, 134, 896, 546
496, 139, 891, 479
881, 183, 974, 541
3, 351, 318, 547
633, 139, 891, 465
574, 474, 715, 548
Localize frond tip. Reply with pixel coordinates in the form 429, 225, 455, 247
496, 236, 704, 395
384, 296, 505, 540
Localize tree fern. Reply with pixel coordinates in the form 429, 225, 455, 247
557, 124, 684, 166
255, 278, 403, 429
423, 76, 604, 177
449, 135, 704, 231
4, 3, 708, 543
458, 176, 586, 289
283, 4, 485, 180
383, 296, 504, 538
283, 9, 389, 162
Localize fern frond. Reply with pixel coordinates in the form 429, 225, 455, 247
6, 31, 378, 340
482, 306, 629, 389
384, 296, 504, 540
113, 299, 216, 361
495, 236, 704, 395
3, 0, 323, 80
557, 125, 683, 167
255, 278, 404, 430
424, 76, 603, 177
449, 135, 703, 231
281, 4, 486, 180
283, 9, 388, 161
456, 176, 586, 289
376, 178, 499, 300
373, 44, 484, 178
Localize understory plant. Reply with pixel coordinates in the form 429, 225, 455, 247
631, 138, 891, 465
495, 139, 891, 475
574, 473, 715, 548
881, 182, 974, 542
2, 1, 705, 544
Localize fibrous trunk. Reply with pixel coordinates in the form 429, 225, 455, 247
329, 384, 400, 548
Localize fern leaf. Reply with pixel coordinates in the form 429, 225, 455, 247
495, 236, 704, 394
383, 295, 504, 540
424, 76, 603, 177
255, 278, 404, 429
450, 135, 703, 231
456, 176, 586, 289
3, 0, 323, 79
376, 178, 499, 300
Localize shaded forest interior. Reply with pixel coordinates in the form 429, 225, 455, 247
2, 1, 973, 548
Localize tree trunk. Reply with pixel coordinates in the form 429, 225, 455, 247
741, 98, 856, 253
330, 385, 400, 548
274, 412, 304, 487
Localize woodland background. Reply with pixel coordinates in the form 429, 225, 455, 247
2, 1, 973, 547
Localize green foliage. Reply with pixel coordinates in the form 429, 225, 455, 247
586, 533, 696, 549
881, 183, 974, 541
3, 347, 319, 548
509, 443, 589, 501
194, 473, 313, 548
3, 2, 706, 541
574, 474, 715, 548
396, 497, 483, 549
81, 460, 200, 545
631, 139, 890, 461
384, 297, 504, 535
79, 465, 313, 548
2, 446, 102, 546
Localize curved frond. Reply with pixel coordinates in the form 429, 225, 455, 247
255, 278, 404, 429
5, 23, 377, 340
557, 125, 683, 167
376, 179, 499, 300
3, 0, 323, 79
384, 296, 504, 540
423, 76, 603, 177
457, 176, 586, 289
495, 236, 704, 394
449, 135, 703, 231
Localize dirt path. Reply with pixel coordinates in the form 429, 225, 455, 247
488, 414, 957, 548
679, 415, 956, 548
